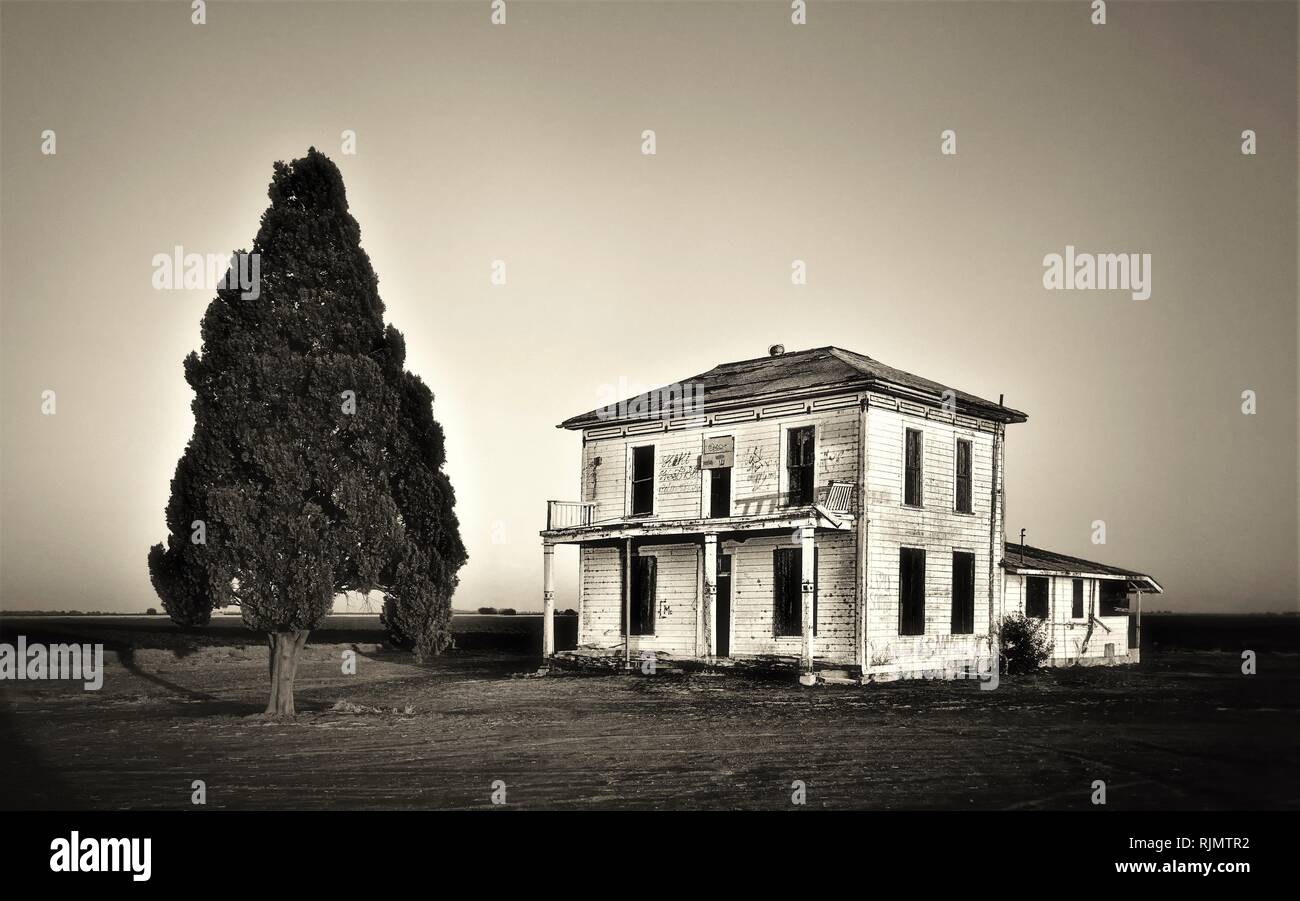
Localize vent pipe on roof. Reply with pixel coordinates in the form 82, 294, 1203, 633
999, 393, 1004, 406
768, 344, 785, 357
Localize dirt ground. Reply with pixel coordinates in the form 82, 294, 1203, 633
1, 616, 1297, 810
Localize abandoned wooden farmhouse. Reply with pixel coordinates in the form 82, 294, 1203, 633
539, 345, 1161, 683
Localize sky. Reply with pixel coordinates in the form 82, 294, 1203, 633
1, 1, 1296, 614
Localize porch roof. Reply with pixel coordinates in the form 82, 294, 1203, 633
1003, 543, 1163, 593
541, 506, 853, 544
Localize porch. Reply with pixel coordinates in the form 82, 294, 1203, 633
539, 496, 858, 685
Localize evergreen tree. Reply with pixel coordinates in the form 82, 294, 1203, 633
148, 148, 465, 714
379, 342, 466, 660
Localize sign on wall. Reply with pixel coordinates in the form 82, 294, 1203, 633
701, 435, 734, 470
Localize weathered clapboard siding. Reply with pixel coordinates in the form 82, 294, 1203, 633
579, 544, 623, 645
725, 532, 856, 664
581, 402, 861, 521
863, 400, 999, 675
1002, 573, 1132, 662
579, 542, 700, 655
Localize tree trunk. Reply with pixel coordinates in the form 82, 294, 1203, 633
264, 630, 310, 716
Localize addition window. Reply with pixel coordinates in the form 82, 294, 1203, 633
1072, 578, 1085, 619
773, 546, 817, 637
623, 553, 657, 636
899, 547, 926, 635
955, 439, 972, 514
951, 551, 975, 635
1026, 576, 1049, 619
787, 426, 816, 506
630, 445, 654, 516
1099, 581, 1127, 616
904, 429, 923, 507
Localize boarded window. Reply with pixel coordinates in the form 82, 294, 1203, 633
709, 467, 731, 518
1072, 578, 1085, 619
630, 445, 654, 515
1025, 576, 1049, 619
899, 547, 926, 635
622, 553, 656, 636
787, 427, 816, 506
904, 429, 923, 506
773, 546, 817, 637
955, 439, 972, 514
951, 551, 975, 635
1099, 581, 1127, 616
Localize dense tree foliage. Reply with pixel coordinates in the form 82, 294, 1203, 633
149, 148, 466, 713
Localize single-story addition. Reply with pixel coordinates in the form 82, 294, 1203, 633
538, 345, 1162, 684
1003, 543, 1162, 666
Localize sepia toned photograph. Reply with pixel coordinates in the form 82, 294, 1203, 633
1, 0, 1295, 884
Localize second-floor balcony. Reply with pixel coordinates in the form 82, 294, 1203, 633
546, 500, 596, 530
544, 480, 856, 540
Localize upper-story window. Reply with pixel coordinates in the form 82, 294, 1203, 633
630, 445, 654, 516
904, 428, 923, 507
709, 466, 731, 518
954, 438, 972, 514
703, 435, 733, 519
787, 426, 815, 506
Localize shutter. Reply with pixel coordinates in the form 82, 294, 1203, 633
813, 547, 819, 637
912, 549, 926, 634
640, 555, 657, 635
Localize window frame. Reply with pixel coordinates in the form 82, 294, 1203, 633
1025, 575, 1050, 620
627, 442, 657, 517
1071, 578, 1085, 620
904, 427, 924, 508
623, 550, 657, 637
782, 423, 818, 507
698, 431, 735, 519
1099, 580, 1127, 617
954, 437, 973, 515
898, 546, 927, 636
708, 466, 732, 519
950, 550, 976, 635
773, 545, 818, 637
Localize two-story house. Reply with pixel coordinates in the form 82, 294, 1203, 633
539, 345, 1160, 683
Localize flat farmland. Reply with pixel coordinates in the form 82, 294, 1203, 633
1, 613, 1296, 810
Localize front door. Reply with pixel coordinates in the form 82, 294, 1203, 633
716, 553, 732, 657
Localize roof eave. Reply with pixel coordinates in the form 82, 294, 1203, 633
557, 378, 1029, 430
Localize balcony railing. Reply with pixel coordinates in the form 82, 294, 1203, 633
547, 500, 595, 530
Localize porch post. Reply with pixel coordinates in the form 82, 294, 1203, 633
542, 541, 556, 658
799, 525, 817, 685
703, 534, 718, 659
624, 538, 633, 671
1135, 588, 1142, 662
